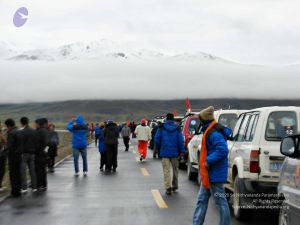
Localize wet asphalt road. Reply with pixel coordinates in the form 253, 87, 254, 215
0, 139, 279, 225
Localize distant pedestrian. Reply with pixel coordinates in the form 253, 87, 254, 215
151, 122, 161, 158
98, 122, 106, 171
130, 122, 137, 138
94, 123, 100, 147
67, 115, 89, 176
135, 119, 151, 161
20, 117, 38, 193
47, 124, 59, 173
5, 119, 22, 197
0, 122, 7, 192
192, 106, 231, 225
89, 123, 95, 139
103, 120, 119, 173
35, 118, 49, 191
121, 122, 131, 151
155, 113, 184, 195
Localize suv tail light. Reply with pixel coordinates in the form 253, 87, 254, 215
250, 150, 260, 173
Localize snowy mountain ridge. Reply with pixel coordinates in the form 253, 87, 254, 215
0, 40, 236, 64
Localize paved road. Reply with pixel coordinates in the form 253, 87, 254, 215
0, 139, 278, 225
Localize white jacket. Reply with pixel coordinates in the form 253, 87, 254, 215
135, 125, 151, 141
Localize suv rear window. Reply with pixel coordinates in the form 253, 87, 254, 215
218, 113, 238, 131
265, 111, 298, 141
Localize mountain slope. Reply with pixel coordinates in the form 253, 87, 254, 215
1, 99, 300, 123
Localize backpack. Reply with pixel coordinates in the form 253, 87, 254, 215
206, 123, 232, 141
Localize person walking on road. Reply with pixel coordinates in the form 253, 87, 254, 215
135, 119, 151, 162
94, 123, 100, 147
35, 118, 49, 191
5, 119, 23, 197
47, 123, 59, 173
151, 121, 161, 158
98, 122, 106, 171
155, 113, 184, 195
192, 106, 231, 225
0, 122, 7, 192
121, 122, 131, 151
103, 120, 119, 173
20, 117, 38, 193
67, 115, 89, 176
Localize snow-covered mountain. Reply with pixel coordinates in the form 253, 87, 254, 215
0, 39, 236, 64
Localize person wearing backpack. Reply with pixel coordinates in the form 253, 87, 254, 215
192, 106, 231, 225
103, 120, 119, 173
47, 124, 59, 173
155, 113, 184, 195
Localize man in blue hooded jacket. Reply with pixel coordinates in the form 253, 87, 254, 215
155, 113, 184, 195
193, 106, 231, 225
67, 115, 89, 176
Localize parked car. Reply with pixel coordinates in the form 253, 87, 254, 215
179, 113, 200, 168
226, 106, 300, 220
187, 109, 245, 181
278, 134, 300, 225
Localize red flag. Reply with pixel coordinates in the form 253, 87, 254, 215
185, 97, 192, 112
173, 110, 177, 117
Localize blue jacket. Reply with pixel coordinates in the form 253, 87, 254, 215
201, 122, 231, 183
94, 126, 101, 135
67, 115, 88, 149
98, 127, 105, 153
155, 120, 184, 158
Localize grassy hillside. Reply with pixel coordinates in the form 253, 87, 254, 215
1, 99, 300, 124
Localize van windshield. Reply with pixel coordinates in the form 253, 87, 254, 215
218, 113, 238, 131
266, 111, 298, 141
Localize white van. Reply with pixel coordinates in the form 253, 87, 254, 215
187, 109, 246, 181
227, 106, 300, 220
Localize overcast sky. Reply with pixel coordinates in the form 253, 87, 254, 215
0, 0, 300, 103
1, 0, 300, 64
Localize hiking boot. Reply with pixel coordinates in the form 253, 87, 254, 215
74, 172, 80, 177
112, 168, 116, 173
100, 167, 104, 172
166, 188, 172, 196
83, 172, 88, 176
32, 189, 38, 193
140, 156, 143, 162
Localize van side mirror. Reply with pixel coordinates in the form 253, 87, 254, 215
280, 136, 300, 158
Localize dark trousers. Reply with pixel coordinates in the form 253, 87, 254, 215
0, 154, 7, 187
8, 154, 22, 196
35, 154, 47, 188
48, 156, 55, 169
100, 152, 107, 169
123, 137, 130, 151
105, 144, 118, 170
21, 153, 37, 190
95, 134, 100, 146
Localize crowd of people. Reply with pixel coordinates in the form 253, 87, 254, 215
0, 107, 231, 225
0, 117, 59, 197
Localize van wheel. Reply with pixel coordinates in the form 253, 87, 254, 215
233, 176, 252, 220
187, 157, 198, 181
279, 201, 288, 225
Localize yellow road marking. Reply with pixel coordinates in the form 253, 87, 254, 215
151, 190, 168, 209
140, 168, 150, 176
